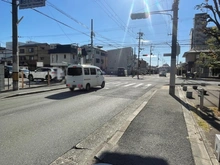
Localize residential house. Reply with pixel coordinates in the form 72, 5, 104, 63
49, 44, 82, 73
106, 47, 134, 75
80, 45, 107, 71
19, 43, 50, 70
0, 42, 25, 65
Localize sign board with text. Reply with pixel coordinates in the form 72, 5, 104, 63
37, 62, 43, 67
19, 0, 46, 9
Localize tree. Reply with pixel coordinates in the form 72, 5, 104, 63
195, 0, 220, 44
195, 0, 220, 71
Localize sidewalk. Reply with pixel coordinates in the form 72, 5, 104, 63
93, 86, 220, 165
0, 82, 67, 99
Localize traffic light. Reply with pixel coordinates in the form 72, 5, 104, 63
130, 12, 149, 20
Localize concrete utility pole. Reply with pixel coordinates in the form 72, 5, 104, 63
137, 31, 143, 79
149, 45, 153, 75
12, 0, 19, 91
169, 0, 179, 95
91, 19, 94, 65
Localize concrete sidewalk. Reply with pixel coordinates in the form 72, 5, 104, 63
0, 83, 67, 99
94, 86, 219, 165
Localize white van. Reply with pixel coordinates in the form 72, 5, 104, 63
65, 64, 105, 91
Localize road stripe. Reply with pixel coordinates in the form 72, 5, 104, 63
123, 83, 136, 87
134, 83, 144, 88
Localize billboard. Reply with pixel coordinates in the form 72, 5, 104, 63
19, 0, 45, 9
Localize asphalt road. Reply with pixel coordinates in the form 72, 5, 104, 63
0, 75, 169, 165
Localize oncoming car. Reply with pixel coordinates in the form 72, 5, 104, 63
159, 71, 166, 77
65, 64, 105, 91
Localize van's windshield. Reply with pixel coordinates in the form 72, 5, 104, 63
67, 67, 82, 76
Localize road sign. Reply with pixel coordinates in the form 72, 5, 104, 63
19, 0, 46, 9
163, 53, 172, 56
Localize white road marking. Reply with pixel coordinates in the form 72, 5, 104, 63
134, 83, 144, 88
123, 83, 136, 87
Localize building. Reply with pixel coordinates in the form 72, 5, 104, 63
106, 47, 134, 75
0, 42, 25, 65
191, 13, 208, 50
80, 45, 107, 71
49, 44, 79, 71
19, 43, 50, 70
183, 13, 212, 76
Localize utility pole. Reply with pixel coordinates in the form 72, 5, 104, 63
157, 53, 159, 67
12, 0, 19, 91
137, 31, 143, 79
91, 19, 94, 65
169, 0, 179, 95
149, 45, 153, 75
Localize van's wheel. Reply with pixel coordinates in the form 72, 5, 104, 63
86, 84, 90, 91
28, 75, 34, 81
101, 81, 105, 88
69, 88, 74, 91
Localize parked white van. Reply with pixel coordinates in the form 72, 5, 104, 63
65, 64, 105, 91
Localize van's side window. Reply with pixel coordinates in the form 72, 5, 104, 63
84, 68, 90, 75
90, 68, 96, 75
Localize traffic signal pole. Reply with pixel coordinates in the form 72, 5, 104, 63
137, 32, 143, 79
169, 0, 179, 96
130, 3, 178, 95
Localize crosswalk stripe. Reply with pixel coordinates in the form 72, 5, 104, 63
134, 83, 144, 88
123, 83, 136, 87
145, 84, 152, 87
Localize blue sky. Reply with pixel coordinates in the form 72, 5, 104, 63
0, 0, 208, 66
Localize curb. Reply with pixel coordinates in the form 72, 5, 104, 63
0, 85, 67, 99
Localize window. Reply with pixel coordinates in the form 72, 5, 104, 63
20, 49, 25, 53
67, 67, 82, 76
96, 58, 100, 63
28, 48, 34, 53
64, 54, 66, 59
40, 57, 44, 60
90, 68, 96, 75
84, 68, 90, 75
30, 56, 34, 60
56, 55, 58, 62
97, 69, 102, 75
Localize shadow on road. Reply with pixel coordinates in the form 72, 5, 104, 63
172, 94, 220, 132
94, 152, 169, 165
45, 88, 102, 100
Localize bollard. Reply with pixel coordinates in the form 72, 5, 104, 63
47, 71, 50, 86
21, 71, 24, 88
192, 85, 198, 90
186, 91, 193, 98
198, 88, 204, 109
183, 86, 187, 91
201, 83, 206, 86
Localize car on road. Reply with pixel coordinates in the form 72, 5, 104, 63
4, 65, 13, 78
28, 67, 57, 81
19, 69, 30, 78
159, 71, 166, 77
